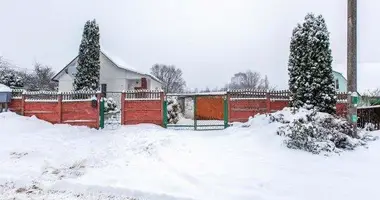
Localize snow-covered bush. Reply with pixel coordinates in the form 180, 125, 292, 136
183, 97, 194, 119
103, 97, 117, 113
0, 72, 23, 88
167, 98, 182, 124
273, 109, 378, 154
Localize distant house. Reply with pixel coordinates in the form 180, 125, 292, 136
52, 50, 163, 92
332, 70, 347, 93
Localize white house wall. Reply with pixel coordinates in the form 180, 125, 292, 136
56, 52, 162, 92
58, 73, 74, 92
150, 78, 162, 90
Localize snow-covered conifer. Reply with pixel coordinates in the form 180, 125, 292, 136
74, 19, 100, 91
288, 13, 336, 114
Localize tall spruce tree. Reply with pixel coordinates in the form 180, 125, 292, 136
74, 19, 100, 91
288, 13, 336, 114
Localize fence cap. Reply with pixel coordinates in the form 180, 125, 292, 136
167, 91, 227, 96
124, 89, 164, 93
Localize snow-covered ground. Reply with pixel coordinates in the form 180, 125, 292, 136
1, 112, 380, 200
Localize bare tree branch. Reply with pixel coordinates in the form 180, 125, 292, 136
150, 64, 186, 93
228, 70, 273, 90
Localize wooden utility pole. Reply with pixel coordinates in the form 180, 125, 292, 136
347, 0, 358, 136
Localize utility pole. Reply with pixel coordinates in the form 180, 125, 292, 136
347, 0, 358, 136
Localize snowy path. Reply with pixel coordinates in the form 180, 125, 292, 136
1, 112, 380, 200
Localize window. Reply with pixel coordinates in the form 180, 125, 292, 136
335, 79, 339, 90
101, 84, 107, 97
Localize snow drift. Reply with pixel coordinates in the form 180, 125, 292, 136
1, 111, 380, 200
240, 107, 378, 155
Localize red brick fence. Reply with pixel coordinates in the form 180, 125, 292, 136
227, 90, 348, 122
7, 89, 349, 129
9, 90, 100, 128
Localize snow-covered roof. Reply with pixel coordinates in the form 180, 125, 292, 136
100, 50, 163, 84
0, 84, 11, 92
52, 50, 163, 84
334, 63, 380, 93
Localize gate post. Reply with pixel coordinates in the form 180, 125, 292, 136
99, 98, 105, 129
223, 95, 229, 129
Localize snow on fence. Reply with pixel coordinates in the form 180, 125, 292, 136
269, 90, 290, 101
6, 88, 352, 129
229, 89, 267, 100
124, 89, 162, 100
62, 90, 96, 102
337, 92, 348, 103
228, 90, 269, 122
11, 89, 23, 99
8, 90, 100, 128
227, 89, 348, 122
122, 90, 164, 126
24, 91, 59, 102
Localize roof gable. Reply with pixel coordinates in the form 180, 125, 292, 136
52, 50, 163, 84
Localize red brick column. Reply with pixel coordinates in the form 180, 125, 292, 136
96, 92, 101, 128
266, 91, 271, 114
160, 92, 165, 126
57, 93, 62, 123
121, 92, 126, 125
227, 93, 231, 122
21, 93, 25, 116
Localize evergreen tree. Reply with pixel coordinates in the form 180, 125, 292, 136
74, 19, 100, 91
288, 13, 336, 114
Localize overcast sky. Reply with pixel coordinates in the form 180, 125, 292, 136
0, 0, 379, 90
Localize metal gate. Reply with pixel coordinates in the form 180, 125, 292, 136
100, 92, 122, 130
163, 93, 229, 130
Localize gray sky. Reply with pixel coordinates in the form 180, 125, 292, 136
0, 0, 379, 90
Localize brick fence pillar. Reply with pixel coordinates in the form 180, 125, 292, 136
96, 92, 101, 129
160, 92, 165, 126
266, 91, 271, 114
21, 92, 25, 116
227, 92, 231, 122
121, 91, 126, 125
57, 92, 62, 123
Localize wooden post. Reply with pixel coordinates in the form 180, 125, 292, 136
121, 91, 126, 125
266, 90, 271, 114
57, 92, 62, 123
347, 0, 358, 136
